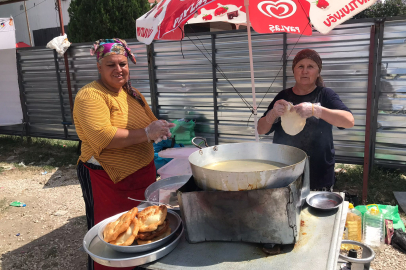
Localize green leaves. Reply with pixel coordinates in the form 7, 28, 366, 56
353, 0, 406, 19
68, 0, 150, 43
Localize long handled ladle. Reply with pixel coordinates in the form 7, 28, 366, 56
127, 197, 172, 208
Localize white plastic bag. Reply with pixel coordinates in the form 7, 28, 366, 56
46, 34, 71, 56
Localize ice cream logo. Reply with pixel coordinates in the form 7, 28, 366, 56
0, 23, 5, 28
257, 0, 297, 19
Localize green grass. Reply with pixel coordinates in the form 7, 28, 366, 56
335, 164, 406, 206
0, 135, 79, 169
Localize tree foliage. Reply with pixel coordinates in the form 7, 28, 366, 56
354, 0, 406, 19
68, 0, 150, 43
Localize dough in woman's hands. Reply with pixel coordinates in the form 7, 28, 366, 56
281, 103, 306, 136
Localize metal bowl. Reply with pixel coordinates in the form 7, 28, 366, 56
97, 208, 182, 253
306, 192, 343, 211
145, 175, 190, 211
188, 141, 308, 191
83, 219, 184, 268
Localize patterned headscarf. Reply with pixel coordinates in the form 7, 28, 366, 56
292, 49, 324, 87
91, 38, 136, 64
91, 38, 145, 107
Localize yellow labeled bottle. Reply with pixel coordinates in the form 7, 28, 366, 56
341, 203, 362, 251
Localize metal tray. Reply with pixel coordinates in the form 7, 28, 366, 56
306, 192, 343, 211
97, 209, 182, 253
83, 214, 184, 268
145, 175, 190, 211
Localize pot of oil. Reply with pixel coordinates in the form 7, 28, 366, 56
188, 137, 309, 192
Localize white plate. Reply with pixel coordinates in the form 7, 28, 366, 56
96, 208, 181, 253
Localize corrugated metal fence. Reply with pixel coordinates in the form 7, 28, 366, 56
1, 18, 406, 168
375, 20, 406, 166
151, 21, 375, 163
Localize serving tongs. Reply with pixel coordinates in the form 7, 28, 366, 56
127, 197, 173, 208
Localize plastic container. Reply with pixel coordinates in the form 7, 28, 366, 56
339, 240, 375, 270
157, 158, 192, 180
363, 204, 385, 248
341, 203, 362, 251
158, 147, 198, 159
9, 201, 26, 207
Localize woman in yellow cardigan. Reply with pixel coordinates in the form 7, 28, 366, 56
74, 38, 174, 270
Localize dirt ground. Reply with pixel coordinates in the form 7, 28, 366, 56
0, 166, 88, 270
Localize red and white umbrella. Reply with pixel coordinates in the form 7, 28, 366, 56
137, 0, 377, 141
188, 0, 313, 35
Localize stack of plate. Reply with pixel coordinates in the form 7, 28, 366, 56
83, 208, 184, 267
144, 175, 191, 211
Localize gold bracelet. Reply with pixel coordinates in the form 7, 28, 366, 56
312, 104, 314, 116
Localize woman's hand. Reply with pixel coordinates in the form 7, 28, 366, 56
265, 99, 290, 124
293, 102, 322, 119
145, 120, 176, 143
258, 99, 290, 134
273, 99, 290, 117
158, 120, 176, 142
293, 102, 354, 128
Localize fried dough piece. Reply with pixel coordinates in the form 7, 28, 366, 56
109, 218, 140, 246
137, 219, 169, 240
137, 205, 167, 232
137, 226, 171, 245
103, 207, 138, 243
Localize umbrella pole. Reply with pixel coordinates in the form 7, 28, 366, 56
244, 0, 259, 142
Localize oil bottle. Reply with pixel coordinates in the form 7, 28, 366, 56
341, 203, 362, 251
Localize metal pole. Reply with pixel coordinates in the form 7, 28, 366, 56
362, 25, 376, 204
283, 33, 287, 90
369, 20, 385, 170
53, 50, 69, 139
16, 51, 30, 138
56, 0, 74, 117
23, 1, 33, 46
147, 43, 159, 117
211, 34, 219, 145
244, 0, 259, 142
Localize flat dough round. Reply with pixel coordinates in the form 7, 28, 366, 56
281, 103, 306, 136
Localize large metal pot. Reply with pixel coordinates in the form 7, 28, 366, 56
188, 137, 309, 192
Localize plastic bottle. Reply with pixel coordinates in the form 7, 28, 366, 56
9, 201, 26, 207
363, 204, 384, 248
341, 203, 362, 251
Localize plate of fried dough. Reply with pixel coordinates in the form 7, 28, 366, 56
97, 205, 182, 253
